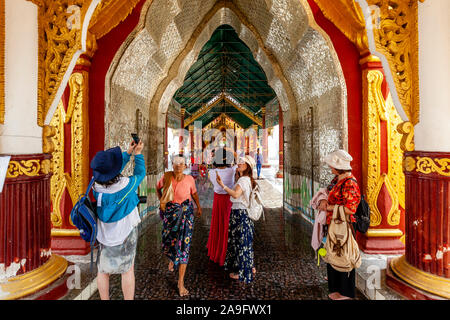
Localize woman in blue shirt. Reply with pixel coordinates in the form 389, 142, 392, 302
90, 140, 145, 300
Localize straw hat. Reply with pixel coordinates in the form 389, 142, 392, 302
323, 149, 353, 171
238, 155, 256, 170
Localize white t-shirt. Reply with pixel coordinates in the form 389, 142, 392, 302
208, 165, 237, 194
230, 176, 252, 210
94, 177, 141, 247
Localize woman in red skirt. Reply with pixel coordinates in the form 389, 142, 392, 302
207, 148, 237, 266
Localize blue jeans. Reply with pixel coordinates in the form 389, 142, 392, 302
256, 164, 262, 178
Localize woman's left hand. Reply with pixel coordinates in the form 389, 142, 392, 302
326, 204, 335, 211
195, 207, 202, 218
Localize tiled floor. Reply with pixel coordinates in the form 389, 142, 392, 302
89, 171, 365, 300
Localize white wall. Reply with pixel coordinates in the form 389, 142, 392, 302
0, 0, 41, 155
415, 0, 450, 152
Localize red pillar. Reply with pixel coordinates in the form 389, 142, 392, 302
189, 125, 194, 164
262, 107, 270, 168
386, 151, 450, 299
179, 108, 185, 155
276, 103, 284, 178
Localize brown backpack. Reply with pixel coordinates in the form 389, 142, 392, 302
159, 171, 174, 211
323, 205, 361, 272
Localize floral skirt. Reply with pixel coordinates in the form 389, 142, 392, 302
97, 227, 138, 274
161, 199, 194, 267
224, 208, 255, 283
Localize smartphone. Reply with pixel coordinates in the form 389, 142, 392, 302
131, 133, 140, 144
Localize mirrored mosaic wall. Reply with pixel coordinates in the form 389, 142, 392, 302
106, 0, 347, 191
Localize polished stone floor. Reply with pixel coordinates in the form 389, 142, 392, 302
90, 170, 365, 300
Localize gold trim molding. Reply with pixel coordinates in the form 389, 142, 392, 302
0, 255, 68, 300
390, 255, 450, 299
410, 157, 450, 177
366, 228, 403, 237
51, 229, 80, 237
403, 156, 450, 177
6, 159, 48, 178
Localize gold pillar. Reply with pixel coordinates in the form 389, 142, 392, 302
359, 55, 405, 253
50, 33, 97, 254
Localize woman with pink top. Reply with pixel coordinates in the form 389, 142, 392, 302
156, 154, 202, 297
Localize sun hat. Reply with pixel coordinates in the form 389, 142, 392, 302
323, 149, 353, 171
90, 146, 123, 183
238, 155, 256, 170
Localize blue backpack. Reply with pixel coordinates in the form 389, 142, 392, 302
70, 177, 98, 271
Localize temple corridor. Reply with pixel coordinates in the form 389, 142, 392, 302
88, 170, 364, 300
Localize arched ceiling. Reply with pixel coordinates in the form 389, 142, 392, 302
173, 25, 276, 129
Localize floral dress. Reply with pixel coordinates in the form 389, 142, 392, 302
224, 209, 255, 283
224, 176, 255, 284
161, 199, 194, 266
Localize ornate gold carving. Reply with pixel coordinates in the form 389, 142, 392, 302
363, 72, 404, 227
362, 69, 383, 226
42, 125, 57, 154
403, 156, 416, 172
27, 0, 93, 127
64, 72, 89, 207
0, 0, 5, 124
386, 94, 405, 209
312, 0, 369, 54
7, 160, 41, 178
313, 0, 421, 125
41, 159, 52, 175
89, 0, 141, 40
397, 121, 415, 152
367, 70, 387, 121
367, 174, 384, 226
385, 173, 401, 226
367, 0, 421, 126
416, 157, 450, 177
49, 100, 66, 228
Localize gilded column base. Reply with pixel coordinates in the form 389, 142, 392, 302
0, 255, 68, 300
387, 255, 450, 300
357, 229, 405, 254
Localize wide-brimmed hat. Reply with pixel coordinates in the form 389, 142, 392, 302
238, 155, 256, 170
323, 149, 353, 171
90, 146, 123, 183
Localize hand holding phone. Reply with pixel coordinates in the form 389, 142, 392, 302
131, 133, 140, 144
